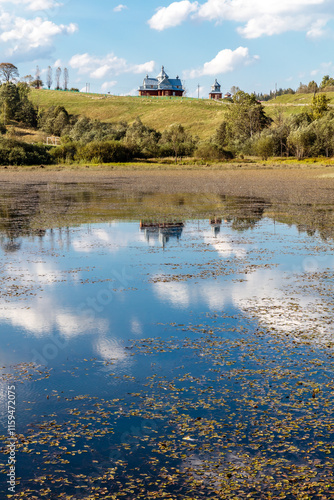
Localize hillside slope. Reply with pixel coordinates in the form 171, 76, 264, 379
30, 89, 229, 140
29, 89, 334, 140
263, 91, 334, 117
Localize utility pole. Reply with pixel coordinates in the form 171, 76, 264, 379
275, 82, 277, 99
197, 84, 200, 99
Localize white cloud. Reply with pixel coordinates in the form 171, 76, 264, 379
306, 18, 328, 38
101, 80, 117, 91
309, 61, 334, 79
113, 4, 128, 12
91, 64, 111, 79
148, 0, 331, 38
148, 0, 198, 30
131, 61, 155, 74
185, 46, 258, 78
0, 0, 61, 11
69, 52, 155, 80
0, 13, 77, 56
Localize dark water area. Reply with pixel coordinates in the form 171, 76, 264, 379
0, 183, 334, 499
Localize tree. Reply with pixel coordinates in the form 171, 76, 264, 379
22, 75, 33, 85
214, 121, 229, 147
320, 75, 334, 89
311, 94, 330, 120
296, 82, 308, 93
16, 82, 30, 101
0, 83, 20, 123
230, 86, 240, 95
308, 80, 318, 95
124, 117, 161, 157
0, 63, 19, 83
228, 91, 270, 141
15, 100, 37, 128
38, 105, 69, 135
56, 67, 61, 90
63, 68, 69, 91
47, 66, 53, 90
31, 78, 43, 89
159, 123, 195, 162
253, 134, 275, 160
33, 66, 42, 89
287, 126, 316, 159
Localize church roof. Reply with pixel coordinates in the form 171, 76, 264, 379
157, 65, 169, 81
139, 66, 184, 92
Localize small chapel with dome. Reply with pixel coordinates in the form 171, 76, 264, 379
138, 66, 185, 97
209, 79, 222, 100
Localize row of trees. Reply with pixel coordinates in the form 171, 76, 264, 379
0, 62, 70, 91
255, 75, 334, 101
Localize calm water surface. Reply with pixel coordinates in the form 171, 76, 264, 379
0, 186, 334, 498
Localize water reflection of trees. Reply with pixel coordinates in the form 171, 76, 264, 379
0, 184, 333, 249
219, 196, 271, 232
0, 186, 45, 252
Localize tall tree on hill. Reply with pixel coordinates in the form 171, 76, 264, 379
320, 75, 334, 89
56, 67, 61, 90
32, 65, 43, 89
47, 66, 53, 90
230, 91, 270, 140
0, 63, 19, 83
63, 68, 69, 91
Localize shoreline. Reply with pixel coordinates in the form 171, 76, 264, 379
0, 163, 334, 204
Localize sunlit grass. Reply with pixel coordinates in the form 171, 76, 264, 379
30, 89, 230, 140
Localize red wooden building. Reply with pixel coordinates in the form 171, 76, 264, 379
209, 79, 222, 100
138, 66, 184, 97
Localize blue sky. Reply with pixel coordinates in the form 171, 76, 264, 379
1, 0, 334, 97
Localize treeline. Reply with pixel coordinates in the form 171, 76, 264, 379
214, 91, 334, 160
37, 92, 334, 163
256, 75, 334, 101
256, 88, 295, 102
1, 78, 334, 164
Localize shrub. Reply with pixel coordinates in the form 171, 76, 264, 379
51, 143, 78, 162
69, 117, 127, 143
195, 141, 234, 161
0, 138, 52, 165
76, 140, 133, 163
253, 134, 275, 160
159, 123, 195, 160
124, 118, 161, 158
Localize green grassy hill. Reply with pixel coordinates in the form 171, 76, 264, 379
29, 89, 334, 140
263, 91, 334, 118
30, 89, 229, 140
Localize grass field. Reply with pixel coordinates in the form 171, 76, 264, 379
30, 89, 229, 140
28, 88, 334, 140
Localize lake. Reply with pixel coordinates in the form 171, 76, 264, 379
0, 181, 334, 499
